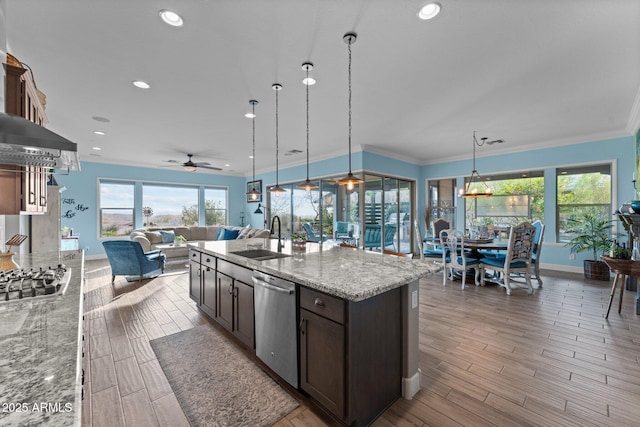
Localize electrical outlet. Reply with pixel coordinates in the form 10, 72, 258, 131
569, 253, 576, 260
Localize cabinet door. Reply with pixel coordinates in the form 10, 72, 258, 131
233, 280, 254, 349
188, 261, 201, 304
216, 272, 234, 332
300, 308, 345, 419
201, 266, 216, 318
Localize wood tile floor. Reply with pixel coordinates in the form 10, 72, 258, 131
82, 260, 640, 427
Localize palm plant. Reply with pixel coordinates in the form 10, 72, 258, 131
566, 212, 619, 260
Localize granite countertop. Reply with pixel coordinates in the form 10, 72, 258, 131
188, 239, 439, 301
0, 250, 84, 427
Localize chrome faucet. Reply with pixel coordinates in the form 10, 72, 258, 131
270, 215, 283, 252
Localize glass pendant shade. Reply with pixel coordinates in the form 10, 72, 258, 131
338, 32, 363, 189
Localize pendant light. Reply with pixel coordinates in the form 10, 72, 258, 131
269, 83, 287, 195
246, 99, 262, 201
337, 32, 364, 191
458, 131, 504, 198
298, 62, 319, 192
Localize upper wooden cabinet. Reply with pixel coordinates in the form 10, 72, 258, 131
2, 53, 49, 214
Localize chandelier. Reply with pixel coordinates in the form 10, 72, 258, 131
458, 131, 504, 198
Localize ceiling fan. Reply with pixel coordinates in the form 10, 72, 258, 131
163, 154, 221, 172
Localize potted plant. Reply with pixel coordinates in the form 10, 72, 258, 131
565, 212, 619, 281
290, 233, 307, 251
174, 235, 187, 245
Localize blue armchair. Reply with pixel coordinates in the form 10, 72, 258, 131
302, 223, 328, 243
335, 221, 350, 239
102, 240, 166, 283
364, 223, 397, 250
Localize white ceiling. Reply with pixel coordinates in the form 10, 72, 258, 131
5, 0, 640, 176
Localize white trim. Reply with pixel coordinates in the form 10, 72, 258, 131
402, 368, 421, 400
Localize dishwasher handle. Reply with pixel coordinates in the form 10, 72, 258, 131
252, 277, 294, 295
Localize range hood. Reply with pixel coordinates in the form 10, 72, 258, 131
0, 112, 80, 171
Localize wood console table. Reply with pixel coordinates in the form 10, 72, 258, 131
601, 256, 640, 318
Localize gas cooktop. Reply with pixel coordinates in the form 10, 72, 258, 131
0, 264, 71, 302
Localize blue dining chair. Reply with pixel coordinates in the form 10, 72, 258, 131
102, 240, 166, 283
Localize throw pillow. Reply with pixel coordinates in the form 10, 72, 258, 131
217, 228, 240, 240
158, 230, 176, 243
146, 231, 163, 244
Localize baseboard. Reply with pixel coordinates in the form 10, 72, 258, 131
402, 368, 421, 399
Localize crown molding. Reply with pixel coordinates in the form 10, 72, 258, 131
626, 82, 640, 135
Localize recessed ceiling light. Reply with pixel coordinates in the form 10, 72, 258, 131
92, 147, 102, 151
302, 77, 316, 86
159, 9, 184, 27
92, 116, 110, 123
93, 130, 105, 135
418, 2, 441, 20
249, 155, 254, 159
132, 80, 151, 89
224, 164, 230, 167
245, 112, 256, 118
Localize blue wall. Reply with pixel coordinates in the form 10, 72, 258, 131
56, 161, 246, 257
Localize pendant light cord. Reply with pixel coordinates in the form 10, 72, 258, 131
348, 38, 353, 173
275, 85, 280, 186
252, 101, 256, 182
306, 67, 310, 180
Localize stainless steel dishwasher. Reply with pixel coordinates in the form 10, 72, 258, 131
252, 270, 298, 388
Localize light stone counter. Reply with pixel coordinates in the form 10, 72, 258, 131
188, 238, 440, 301
0, 250, 84, 427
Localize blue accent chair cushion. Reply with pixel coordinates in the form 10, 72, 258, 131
102, 240, 166, 283
159, 230, 176, 243
480, 256, 526, 269
302, 223, 328, 243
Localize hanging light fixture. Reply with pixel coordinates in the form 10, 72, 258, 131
246, 99, 262, 201
298, 62, 319, 192
337, 32, 364, 191
458, 131, 504, 198
269, 83, 287, 195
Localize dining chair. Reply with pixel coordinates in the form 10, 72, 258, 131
530, 220, 545, 287
479, 222, 537, 295
441, 228, 480, 289
414, 219, 445, 261
431, 218, 451, 247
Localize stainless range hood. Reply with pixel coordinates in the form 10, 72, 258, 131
0, 113, 80, 171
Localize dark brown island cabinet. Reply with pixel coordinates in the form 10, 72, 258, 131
189, 247, 405, 426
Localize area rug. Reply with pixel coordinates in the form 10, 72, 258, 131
150, 324, 299, 427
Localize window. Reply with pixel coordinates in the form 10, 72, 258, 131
99, 181, 134, 237
204, 187, 227, 225
143, 184, 199, 227
557, 164, 611, 242
464, 171, 544, 232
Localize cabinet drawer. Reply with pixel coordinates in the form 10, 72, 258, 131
300, 287, 344, 324
201, 253, 216, 270
218, 259, 253, 285
189, 249, 201, 263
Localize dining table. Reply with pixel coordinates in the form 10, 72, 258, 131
423, 237, 508, 258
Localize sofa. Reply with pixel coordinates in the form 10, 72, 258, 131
130, 225, 271, 258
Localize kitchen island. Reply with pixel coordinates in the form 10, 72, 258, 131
0, 250, 84, 427
188, 238, 439, 426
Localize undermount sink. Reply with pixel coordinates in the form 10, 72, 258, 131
230, 249, 290, 261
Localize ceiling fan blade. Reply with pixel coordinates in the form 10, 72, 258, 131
164, 159, 181, 163
197, 165, 222, 171
193, 162, 211, 166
